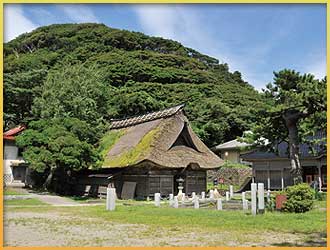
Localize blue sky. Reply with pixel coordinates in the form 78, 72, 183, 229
4, 4, 326, 90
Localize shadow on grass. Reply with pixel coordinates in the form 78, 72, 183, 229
272, 232, 326, 247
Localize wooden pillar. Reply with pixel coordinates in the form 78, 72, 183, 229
281, 169, 284, 190
318, 161, 322, 192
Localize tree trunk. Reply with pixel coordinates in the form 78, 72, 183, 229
283, 111, 303, 184
43, 167, 56, 190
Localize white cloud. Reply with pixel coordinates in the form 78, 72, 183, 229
4, 4, 38, 42
305, 60, 326, 80
57, 4, 99, 23
133, 5, 292, 90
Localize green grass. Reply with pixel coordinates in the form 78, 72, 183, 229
4, 198, 48, 206
4, 188, 28, 195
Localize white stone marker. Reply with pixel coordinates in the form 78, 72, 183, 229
169, 193, 174, 207
225, 191, 230, 201
229, 185, 234, 198
243, 199, 248, 211
201, 191, 206, 201
209, 190, 214, 200
242, 192, 246, 202
106, 187, 116, 211
182, 193, 186, 202
216, 198, 223, 210
173, 196, 179, 208
192, 192, 196, 200
154, 193, 161, 207
251, 183, 257, 216
258, 183, 265, 213
194, 197, 199, 209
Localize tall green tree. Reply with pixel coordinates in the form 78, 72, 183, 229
249, 70, 326, 183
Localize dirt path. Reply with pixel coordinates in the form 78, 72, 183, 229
28, 193, 78, 206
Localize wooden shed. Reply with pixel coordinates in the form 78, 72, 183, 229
76, 104, 224, 198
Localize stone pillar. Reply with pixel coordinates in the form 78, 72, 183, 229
209, 190, 214, 200
106, 188, 116, 211
267, 164, 271, 190
154, 193, 161, 207
173, 196, 179, 208
251, 183, 257, 216
191, 192, 196, 200
229, 185, 234, 198
242, 192, 246, 202
201, 191, 205, 201
217, 198, 223, 210
169, 193, 174, 207
243, 199, 248, 211
225, 191, 230, 201
194, 197, 199, 209
257, 183, 265, 213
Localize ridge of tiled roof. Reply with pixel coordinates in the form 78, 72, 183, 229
110, 104, 185, 129
3, 125, 26, 140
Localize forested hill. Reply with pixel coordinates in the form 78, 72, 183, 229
4, 23, 263, 147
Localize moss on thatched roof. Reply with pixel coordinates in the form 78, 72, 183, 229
100, 105, 224, 169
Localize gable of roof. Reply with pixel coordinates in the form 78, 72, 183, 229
101, 105, 224, 169
241, 131, 326, 160
213, 139, 252, 151
3, 125, 26, 140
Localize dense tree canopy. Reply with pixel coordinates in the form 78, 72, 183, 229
4, 23, 262, 148
247, 70, 326, 182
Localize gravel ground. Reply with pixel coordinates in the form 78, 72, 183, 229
4, 208, 325, 247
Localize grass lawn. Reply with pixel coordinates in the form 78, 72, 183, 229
5, 199, 326, 246
4, 188, 28, 195
4, 198, 48, 206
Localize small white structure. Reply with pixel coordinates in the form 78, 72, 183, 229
106, 187, 116, 211
194, 197, 199, 209
201, 191, 205, 201
173, 196, 179, 208
3, 126, 26, 185
243, 199, 248, 210
209, 190, 214, 200
242, 192, 246, 201
154, 193, 161, 207
225, 191, 230, 201
216, 198, 223, 210
257, 183, 265, 213
229, 185, 234, 198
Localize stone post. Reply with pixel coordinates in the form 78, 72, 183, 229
257, 183, 265, 213
242, 192, 246, 202
154, 193, 161, 207
169, 193, 174, 207
106, 187, 116, 211
217, 198, 223, 210
243, 199, 248, 211
225, 191, 230, 201
209, 190, 214, 200
173, 196, 179, 208
229, 185, 234, 198
251, 183, 257, 216
194, 197, 199, 209
201, 191, 205, 201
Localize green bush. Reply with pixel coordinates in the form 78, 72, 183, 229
283, 183, 315, 213
315, 191, 327, 201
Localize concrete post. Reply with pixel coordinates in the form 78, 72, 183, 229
173, 196, 179, 208
229, 185, 234, 198
217, 198, 223, 210
209, 190, 214, 200
242, 192, 246, 202
169, 193, 174, 207
201, 191, 205, 201
243, 199, 248, 211
194, 197, 199, 209
251, 183, 257, 216
106, 187, 116, 211
257, 183, 265, 213
318, 162, 322, 192
225, 191, 230, 201
154, 193, 161, 207
192, 192, 196, 200
182, 193, 185, 202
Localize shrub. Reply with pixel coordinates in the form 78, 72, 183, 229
283, 183, 315, 213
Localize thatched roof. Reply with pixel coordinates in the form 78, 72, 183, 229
100, 105, 224, 169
